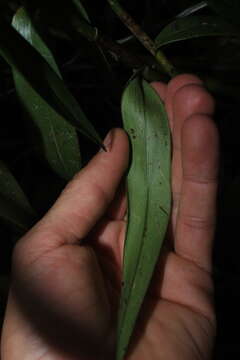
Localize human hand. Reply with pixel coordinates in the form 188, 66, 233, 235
1, 74, 219, 360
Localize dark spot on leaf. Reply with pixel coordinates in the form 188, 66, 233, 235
159, 205, 168, 216
133, 135, 136, 140
130, 128, 135, 134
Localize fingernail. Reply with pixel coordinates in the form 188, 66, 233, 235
102, 130, 113, 152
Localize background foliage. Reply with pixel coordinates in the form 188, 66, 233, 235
0, 1, 240, 358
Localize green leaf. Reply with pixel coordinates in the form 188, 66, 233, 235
12, 8, 81, 180
207, 0, 240, 26
117, 77, 172, 360
72, 0, 90, 22
0, 160, 36, 233
176, 2, 208, 18
155, 16, 240, 48
0, 13, 102, 147
25, 0, 118, 99
25, 0, 91, 23
23, 0, 97, 41
70, 0, 119, 100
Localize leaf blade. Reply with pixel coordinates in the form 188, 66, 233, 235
155, 15, 240, 49
72, 0, 91, 22
207, 0, 240, 26
117, 78, 171, 360
23, 0, 97, 41
12, 8, 81, 180
176, 2, 208, 18
0, 12, 102, 147
0, 160, 36, 233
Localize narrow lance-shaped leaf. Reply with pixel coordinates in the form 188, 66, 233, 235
176, 2, 208, 18
117, 77, 172, 360
26, 0, 119, 99
23, 0, 96, 41
72, 0, 90, 22
71, 0, 120, 102
12, 8, 81, 180
155, 16, 240, 49
0, 160, 36, 233
0, 195, 32, 234
0, 14, 102, 147
207, 0, 240, 26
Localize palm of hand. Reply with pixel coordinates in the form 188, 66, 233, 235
1, 75, 218, 360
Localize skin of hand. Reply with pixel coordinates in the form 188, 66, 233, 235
1, 74, 219, 360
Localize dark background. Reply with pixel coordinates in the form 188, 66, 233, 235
1, 1, 240, 358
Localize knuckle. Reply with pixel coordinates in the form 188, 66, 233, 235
86, 181, 111, 208
175, 84, 215, 114
184, 174, 218, 185
182, 214, 215, 230
168, 74, 203, 92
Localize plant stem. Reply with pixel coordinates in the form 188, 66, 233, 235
74, 12, 176, 74
108, 0, 156, 56
155, 51, 178, 78
96, 31, 145, 68
74, 18, 145, 68
73, 17, 98, 41
107, 0, 178, 77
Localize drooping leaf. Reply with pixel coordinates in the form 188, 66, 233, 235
0, 160, 36, 233
0, 195, 32, 234
155, 16, 240, 49
72, 0, 90, 22
207, 0, 240, 26
12, 8, 81, 180
78, 0, 119, 97
24, 0, 118, 100
0, 13, 102, 147
23, 0, 96, 41
71, 0, 119, 101
176, 2, 208, 18
117, 77, 172, 360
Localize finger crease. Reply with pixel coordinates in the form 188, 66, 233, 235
181, 215, 215, 231
184, 175, 218, 185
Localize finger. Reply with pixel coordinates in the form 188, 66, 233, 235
170, 79, 215, 233
175, 114, 219, 273
16, 129, 129, 261
151, 75, 210, 235
165, 74, 203, 128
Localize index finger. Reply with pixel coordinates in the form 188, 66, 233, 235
14, 128, 129, 265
